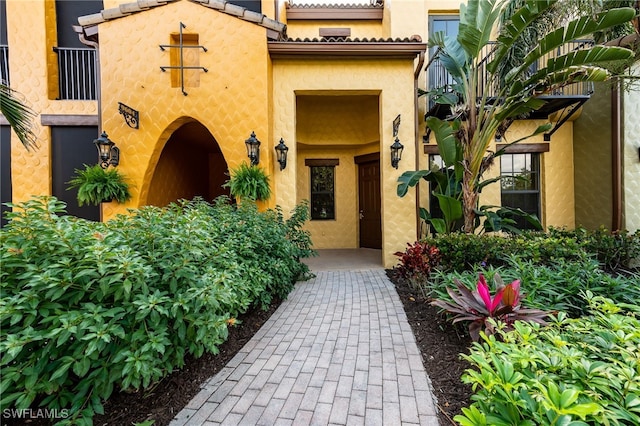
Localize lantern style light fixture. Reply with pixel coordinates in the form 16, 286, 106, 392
94, 131, 120, 168
245, 131, 261, 165
275, 138, 289, 170
390, 137, 404, 169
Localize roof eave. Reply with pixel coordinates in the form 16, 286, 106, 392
268, 41, 426, 59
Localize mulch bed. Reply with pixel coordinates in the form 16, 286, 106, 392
387, 269, 473, 425
18, 271, 473, 426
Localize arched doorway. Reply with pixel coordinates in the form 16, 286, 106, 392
147, 121, 229, 206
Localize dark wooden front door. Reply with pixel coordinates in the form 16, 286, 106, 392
358, 158, 382, 249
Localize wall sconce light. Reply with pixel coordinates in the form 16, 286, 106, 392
390, 137, 404, 169
275, 138, 289, 170
94, 131, 120, 168
245, 131, 261, 165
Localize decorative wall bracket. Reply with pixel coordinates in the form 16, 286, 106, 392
393, 114, 401, 137
159, 22, 208, 96
118, 102, 139, 129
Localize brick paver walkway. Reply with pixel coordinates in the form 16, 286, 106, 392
170, 269, 439, 425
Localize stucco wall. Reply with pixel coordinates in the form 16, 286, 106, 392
96, 0, 273, 220
272, 59, 418, 267
284, 21, 386, 40
6, 0, 97, 202
573, 83, 613, 230
623, 62, 640, 233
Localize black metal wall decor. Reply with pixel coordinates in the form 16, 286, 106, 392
118, 102, 139, 129
393, 114, 401, 137
160, 22, 208, 96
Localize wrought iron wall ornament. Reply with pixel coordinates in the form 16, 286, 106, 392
159, 22, 208, 96
118, 102, 139, 129
393, 114, 401, 137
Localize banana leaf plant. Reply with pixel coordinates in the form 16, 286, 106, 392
401, 0, 636, 233
431, 273, 551, 341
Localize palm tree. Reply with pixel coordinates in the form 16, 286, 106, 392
401, 0, 636, 233
0, 83, 38, 151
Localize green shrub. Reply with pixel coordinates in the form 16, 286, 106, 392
548, 226, 640, 270
423, 233, 508, 271
430, 256, 640, 317
427, 228, 640, 273
425, 232, 590, 272
0, 196, 311, 425
455, 294, 640, 426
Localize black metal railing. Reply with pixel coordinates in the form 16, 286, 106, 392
0, 45, 9, 85
54, 47, 97, 100
427, 40, 595, 109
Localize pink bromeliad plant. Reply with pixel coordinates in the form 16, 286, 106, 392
432, 273, 550, 341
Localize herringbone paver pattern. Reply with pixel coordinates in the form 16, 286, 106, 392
171, 269, 439, 425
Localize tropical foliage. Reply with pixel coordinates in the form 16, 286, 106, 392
224, 162, 272, 202
67, 164, 132, 206
431, 272, 550, 341
456, 294, 640, 426
0, 84, 38, 151
393, 242, 442, 296
399, 0, 636, 232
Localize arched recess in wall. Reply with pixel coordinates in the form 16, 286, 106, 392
144, 119, 230, 207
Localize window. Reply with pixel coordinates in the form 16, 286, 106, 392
428, 15, 460, 109
500, 153, 541, 229
306, 159, 339, 221
310, 166, 335, 220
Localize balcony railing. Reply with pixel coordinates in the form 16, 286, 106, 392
54, 47, 97, 100
0, 45, 8, 85
427, 40, 595, 110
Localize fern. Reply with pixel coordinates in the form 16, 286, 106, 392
224, 162, 272, 202
67, 164, 132, 206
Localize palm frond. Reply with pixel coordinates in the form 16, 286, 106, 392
0, 84, 39, 151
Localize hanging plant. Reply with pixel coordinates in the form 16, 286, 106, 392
67, 164, 132, 206
224, 162, 272, 202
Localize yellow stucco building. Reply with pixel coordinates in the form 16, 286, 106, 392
1, 0, 637, 268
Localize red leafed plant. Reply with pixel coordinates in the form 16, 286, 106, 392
431, 273, 550, 341
394, 241, 442, 280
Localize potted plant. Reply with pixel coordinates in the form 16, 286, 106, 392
224, 162, 271, 203
67, 164, 132, 206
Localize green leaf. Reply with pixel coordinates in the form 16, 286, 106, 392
435, 194, 463, 226
429, 32, 469, 85
397, 170, 433, 197
559, 389, 579, 409
509, 7, 636, 82
489, 0, 557, 72
429, 218, 447, 234
458, 0, 503, 58
426, 117, 459, 167
73, 357, 91, 378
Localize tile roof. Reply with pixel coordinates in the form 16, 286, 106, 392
76, 0, 286, 38
287, 1, 383, 8
284, 36, 422, 43
268, 34, 426, 59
